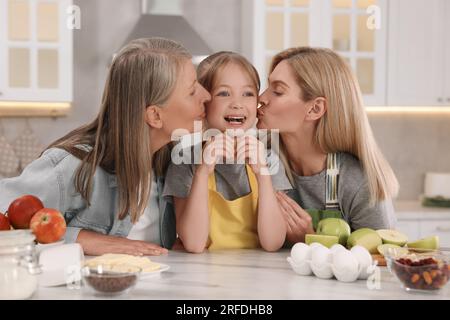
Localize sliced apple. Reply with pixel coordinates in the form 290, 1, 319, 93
347, 228, 382, 254
377, 244, 408, 257
305, 234, 339, 248
317, 218, 351, 246
376, 229, 408, 246
407, 235, 440, 250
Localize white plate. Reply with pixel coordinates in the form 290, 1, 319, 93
139, 263, 170, 279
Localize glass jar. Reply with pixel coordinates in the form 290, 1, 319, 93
0, 230, 41, 299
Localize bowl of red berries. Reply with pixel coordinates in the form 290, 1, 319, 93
385, 248, 450, 293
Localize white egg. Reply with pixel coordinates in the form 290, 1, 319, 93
310, 246, 333, 279
350, 245, 373, 280
309, 242, 325, 251
331, 249, 360, 282
290, 243, 311, 264
330, 244, 347, 257
287, 257, 312, 276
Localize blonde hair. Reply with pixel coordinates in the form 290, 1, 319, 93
271, 47, 398, 203
197, 51, 260, 93
48, 37, 191, 222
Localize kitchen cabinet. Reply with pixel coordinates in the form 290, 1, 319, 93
395, 220, 420, 243
396, 220, 450, 248
395, 201, 450, 247
419, 221, 450, 248
0, 0, 73, 104
242, 0, 387, 105
444, 0, 450, 105
387, 0, 449, 106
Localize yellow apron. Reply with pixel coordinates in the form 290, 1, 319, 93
207, 165, 260, 250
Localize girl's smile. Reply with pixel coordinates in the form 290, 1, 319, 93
206, 62, 258, 132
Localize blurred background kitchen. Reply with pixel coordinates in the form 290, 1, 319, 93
1, 0, 450, 244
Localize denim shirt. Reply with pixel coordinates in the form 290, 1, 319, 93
0, 148, 176, 248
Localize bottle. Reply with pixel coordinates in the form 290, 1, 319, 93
0, 230, 41, 299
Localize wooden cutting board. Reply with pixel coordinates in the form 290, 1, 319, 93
371, 254, 386, 267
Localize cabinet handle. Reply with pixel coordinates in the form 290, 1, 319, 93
447, 98, 450, 103
436, 226, 450, 232
437, 97, 443, 103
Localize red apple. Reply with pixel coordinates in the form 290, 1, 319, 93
8, 195, 44, 229
0, 213, 11, 231
30, 208, 66, 244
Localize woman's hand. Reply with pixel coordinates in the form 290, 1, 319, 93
77, 230, 169, 256
276, 191, 314, 244
199, 133, 235, 174
236, 135, 269, 177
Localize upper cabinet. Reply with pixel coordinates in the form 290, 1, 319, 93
387, 0, 448, 106
243, 0, 450, 107
443, 0, 450, 105
242, 0, 387, 106
0, 0, 73, 104
322, 0, 387, 106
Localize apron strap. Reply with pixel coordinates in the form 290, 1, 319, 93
325, 153, 341, 211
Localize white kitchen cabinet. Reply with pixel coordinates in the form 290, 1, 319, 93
0, 0, 73, 103
444, 0, 450, 105
396, 219, 450, 247
320, 0, 387, 106
387, 0, 449, 106
419, 221, 450, 248
396, 201, 450, 248
395, 220, 420, 243
242, 0, 387, 105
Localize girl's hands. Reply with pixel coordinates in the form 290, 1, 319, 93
199, 133, 235, 174
198, 133, 269, 177
236, 135, 269, 177
276, 191, 315, 244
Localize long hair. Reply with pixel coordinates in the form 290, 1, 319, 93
197, 51, 260, 93
48, 37, 191, 222
271, 47, 399, 204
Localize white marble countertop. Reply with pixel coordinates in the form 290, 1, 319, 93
395, 201, 450, 220
32, 250, 450, 300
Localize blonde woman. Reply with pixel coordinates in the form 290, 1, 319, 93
257, 47, 398, 245
0, 38, 211, 255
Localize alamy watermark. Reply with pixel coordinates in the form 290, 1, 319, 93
169, 121, 280, 176
66, 5, 81, 30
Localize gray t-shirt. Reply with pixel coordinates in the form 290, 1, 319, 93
286, 152, 396, 231
163, 150, 292, 201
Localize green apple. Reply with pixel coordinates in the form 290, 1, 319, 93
407, 235, 440, 250
376, 229, 408, 246
305, 234, 339, 248
347, 228, 382, 254
377, 244, 408, 257
316, 218, 351, 245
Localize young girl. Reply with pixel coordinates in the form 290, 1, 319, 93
257, 47, 398, 244
0, 38, 211, 255
163, 52, 291, 253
